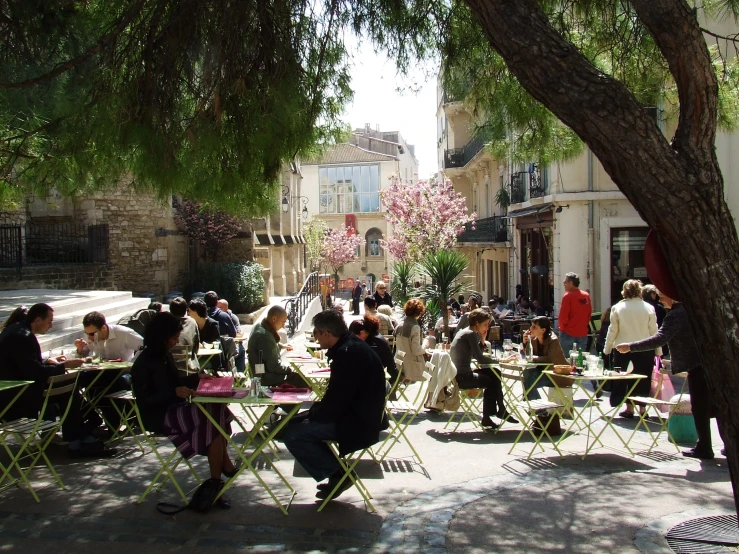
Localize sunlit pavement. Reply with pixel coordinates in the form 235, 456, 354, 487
0, 328, 731, 553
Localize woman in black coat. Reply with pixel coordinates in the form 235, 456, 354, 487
131, 312, 236, 483
349, 315, 398, 387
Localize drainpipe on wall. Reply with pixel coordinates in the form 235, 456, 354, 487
587, 150, 596, 301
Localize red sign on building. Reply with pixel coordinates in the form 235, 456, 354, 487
345, 214, 357, 235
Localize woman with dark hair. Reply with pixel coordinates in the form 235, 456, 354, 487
2, 305, 28, 329
521, 316, 568, 399
395, 299, 426, 381
451, 309, 516, 428
349, 315, 398, 386
131, 312, 236, 500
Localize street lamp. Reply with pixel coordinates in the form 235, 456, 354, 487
281, 185, 309, 217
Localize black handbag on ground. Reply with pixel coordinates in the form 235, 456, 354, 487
156, 477, 224, 515
531, 413, 562, 436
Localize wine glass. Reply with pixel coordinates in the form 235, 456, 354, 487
503, 338, 513, 355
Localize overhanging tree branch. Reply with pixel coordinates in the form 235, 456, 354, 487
0, 0, 147, 90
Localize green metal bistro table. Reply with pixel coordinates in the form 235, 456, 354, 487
191, 393, 305, 514
69, 361, 133, 421
289, 360, 330, 399
543, 370, 646, 458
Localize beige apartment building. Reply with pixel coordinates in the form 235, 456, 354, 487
302, 127, 418, 291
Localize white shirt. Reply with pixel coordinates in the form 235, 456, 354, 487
81, 324, 144, 361
604, 299, 661, 356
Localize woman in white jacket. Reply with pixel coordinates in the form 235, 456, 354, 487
603, 279, 660, 416
395, 299, 427, 381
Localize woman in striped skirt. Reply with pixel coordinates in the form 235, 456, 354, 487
131, 312, 236, 485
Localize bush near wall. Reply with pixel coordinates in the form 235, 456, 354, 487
187, 262, 265, 313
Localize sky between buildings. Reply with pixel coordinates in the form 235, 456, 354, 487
342, 40, 439, 180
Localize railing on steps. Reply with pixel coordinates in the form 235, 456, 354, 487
284, 271, 320, 337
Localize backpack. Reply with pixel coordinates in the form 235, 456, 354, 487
117, 308, 156, 337
425, 382, 461, 412
156, 477, 224, 515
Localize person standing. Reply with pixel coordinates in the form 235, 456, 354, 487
603, 279, 659, 415
351, 279, 363, 315
557, 272, 592, 356
616, 290, 718, 459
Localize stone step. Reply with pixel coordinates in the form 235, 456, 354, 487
36, 297, 151, 352
0, 289, 136, 320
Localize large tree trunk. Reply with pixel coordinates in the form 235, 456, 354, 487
465, 0, 739, 512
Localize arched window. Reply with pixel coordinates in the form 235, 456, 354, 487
365, 228, 383, 257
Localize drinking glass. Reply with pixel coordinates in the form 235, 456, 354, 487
503, 339, 513, 355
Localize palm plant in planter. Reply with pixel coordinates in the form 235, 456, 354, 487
390, 260, 415, 306
417, 249, 469, 339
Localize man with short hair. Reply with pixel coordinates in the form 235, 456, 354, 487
0, 303, 115, 457
218, 298, 246, 372
188, 298, 221, 343
74, 311, 143, 361
282, 309, 386, 500
170, 296, 200, 359
204, 291, 237, 338
558, 272, 592, 355
364, 296, 393, 336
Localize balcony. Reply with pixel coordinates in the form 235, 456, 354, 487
457, 216, 511, 244
443, 136, 486, 169
509, 165, 546, 204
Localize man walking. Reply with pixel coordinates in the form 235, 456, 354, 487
557, 272, 592, 355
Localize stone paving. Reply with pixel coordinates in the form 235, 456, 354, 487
0, 318, 733, 553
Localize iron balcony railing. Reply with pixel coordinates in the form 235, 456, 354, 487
0, 223, 109, 269
509, 165, 546, 204
284, 271, 320, 337
457, 216, 511, 244
444, 136, 487, 169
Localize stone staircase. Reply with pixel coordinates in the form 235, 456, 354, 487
0, 289, 151, 354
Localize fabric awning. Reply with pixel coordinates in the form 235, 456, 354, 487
504, 203, 553, 218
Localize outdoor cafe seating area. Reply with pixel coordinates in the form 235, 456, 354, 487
0, 317, 690, 515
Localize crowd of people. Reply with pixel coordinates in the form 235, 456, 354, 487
0, 272, 721, 509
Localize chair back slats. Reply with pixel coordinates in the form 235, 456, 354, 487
44, 372, 79, 397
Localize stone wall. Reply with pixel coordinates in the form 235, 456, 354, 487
71, 188, 189, 297
0, 264, 113, 291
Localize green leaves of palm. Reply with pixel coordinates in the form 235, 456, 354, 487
417, 250, 469, 335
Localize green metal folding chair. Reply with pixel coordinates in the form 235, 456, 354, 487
0, 372, 80, 502
445, 382, 484, 432
317, 441, 375, 512
625, 395, 680, 454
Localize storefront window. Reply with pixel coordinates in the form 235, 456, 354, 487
611, 227, 651, 305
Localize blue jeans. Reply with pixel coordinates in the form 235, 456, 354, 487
282, 419, 339, 481
523, 366, 545, 400
558, 330, 587, 358
235, 343, 246, 373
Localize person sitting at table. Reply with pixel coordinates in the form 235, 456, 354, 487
169, 297, 200, 369
603, 279, 660, 417
247, 305, 303, 388
616, 290, 720, 460
373, 281, 394, 308
349, 315, 398, 388
531, 299, 547, 317
395, 299, 427, 381
451, 308, 517, 428
282, 309, 385, 500
520, 316, 568, 399
217, 298, 246, 373
188, 298, 221, 344
364, 297, 394, 336
2, 305, 28, 329
377, 304, 398, 331
204, 291, 237, 339
0, 303, 117, 458
74, 311, 144, 361
148, 302, 163, 312
434, 306, 458, 340
456, 305, 470, 331
131, 311, 236, 498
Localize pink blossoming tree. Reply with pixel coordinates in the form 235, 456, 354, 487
320, 225, 365, 277
380, 174, 476, 263
173, 197, 241, 259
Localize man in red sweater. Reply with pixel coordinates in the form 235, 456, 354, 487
557, 272, 592, 356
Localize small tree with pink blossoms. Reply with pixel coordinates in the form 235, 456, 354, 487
320, 225, 365, 282
173, 197, 241, 260
380, 174, 476, 264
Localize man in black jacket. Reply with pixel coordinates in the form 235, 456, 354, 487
0, 303, 114, 457
282, 309, 386, 500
